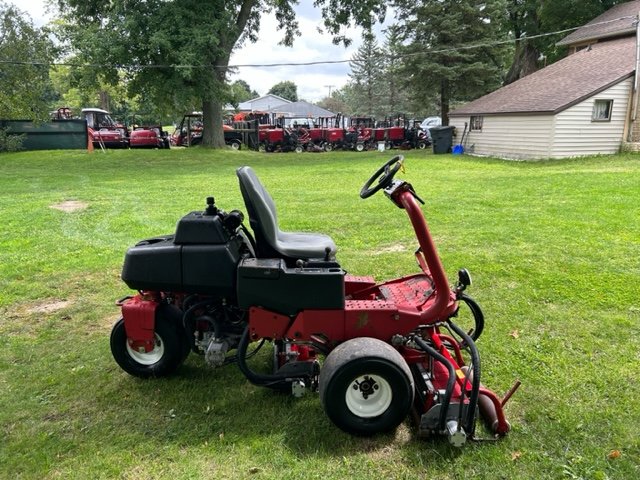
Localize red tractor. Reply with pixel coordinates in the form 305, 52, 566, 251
83, 108, 129, 148
258, 126, 302, 153
112, 156, 518, 445
129, 125, 171, 149
171, 113, 243, 150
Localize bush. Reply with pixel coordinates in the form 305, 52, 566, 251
0, 127, 25, 152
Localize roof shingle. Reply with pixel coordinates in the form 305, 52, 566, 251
556, 0, 639, 46
450, 36, 636, 116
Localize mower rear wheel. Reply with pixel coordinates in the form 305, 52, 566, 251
319, 337, 414, 436
110, 315, 184, 378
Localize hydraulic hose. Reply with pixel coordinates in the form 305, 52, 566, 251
448, 319, 481, 433
413, 335, 456, 432
237, 325, 300, 388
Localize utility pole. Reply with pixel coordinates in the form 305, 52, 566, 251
324, 85, 335, 98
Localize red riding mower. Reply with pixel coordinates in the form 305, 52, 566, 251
112, 156, 518, 446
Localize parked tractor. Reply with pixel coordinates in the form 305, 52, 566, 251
83, 108, 129, 148
171, 113, 243, 149
129, 125, 171, 149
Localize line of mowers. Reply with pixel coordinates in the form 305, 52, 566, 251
258, 115, 430, 153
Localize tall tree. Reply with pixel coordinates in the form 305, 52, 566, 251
228, 79, 257, 109
504, 0, 542, 84
268, 81, 298, 102
347, 33, 385, 117
0, 2, 56, 121
504, 0, 629, 85
393, 0, 508, 125
57, 0, 387, 147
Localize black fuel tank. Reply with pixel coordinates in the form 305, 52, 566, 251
121, 210, 244, 297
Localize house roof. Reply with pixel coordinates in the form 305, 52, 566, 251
556, 0, 639, 46
265, 100, 335, 117
450, 36, 636, 117
237, 94, 291, 111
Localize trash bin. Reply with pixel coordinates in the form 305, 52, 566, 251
429, 126, 455, 154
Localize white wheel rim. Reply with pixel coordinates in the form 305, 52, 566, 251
126, 334, 164, 365
231, 142, 240, 150
345, 374, 392, 418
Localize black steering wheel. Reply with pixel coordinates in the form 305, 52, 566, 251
360, 155, 405, 199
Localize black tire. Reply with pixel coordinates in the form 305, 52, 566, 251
324, 143, 333, 152
230, 140, 241, 150
110, 311, 185, 379
355, 142, 365, 152
319, 337, 414, 436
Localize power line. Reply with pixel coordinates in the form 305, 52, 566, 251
0, 15, 635, 70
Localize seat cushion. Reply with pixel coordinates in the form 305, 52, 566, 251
276, 231, 337, 260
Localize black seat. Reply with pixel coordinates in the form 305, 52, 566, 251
236, 166, 337, 262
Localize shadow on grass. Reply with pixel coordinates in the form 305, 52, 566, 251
76, 356, 465, 465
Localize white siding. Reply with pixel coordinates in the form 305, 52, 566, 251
449, 76, 632, 160
449, 115, 554, 160
550, 77, 632, 157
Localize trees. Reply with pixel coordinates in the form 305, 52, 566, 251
268, 81, 298, 102
504, 0, 629, 85
0, 3, 56, 121
393, 0, 508, 125
228, 79, 258, 109
347, 34, 385, 117
57, 0, 387, 147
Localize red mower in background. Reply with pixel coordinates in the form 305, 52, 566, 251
171, 113, 243, 150
83, 108, 129, 148
112, 156, 519, 446
129, 125, 171, 149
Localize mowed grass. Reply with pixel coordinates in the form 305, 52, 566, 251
0, 147, 639, 479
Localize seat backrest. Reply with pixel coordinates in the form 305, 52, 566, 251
236, 166, 281, 258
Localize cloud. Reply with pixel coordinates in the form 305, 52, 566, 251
229, 9, 366, 101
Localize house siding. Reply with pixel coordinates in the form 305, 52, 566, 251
450, 76, 632, 160
550, 77, 632, 157
449, 115, 554, 160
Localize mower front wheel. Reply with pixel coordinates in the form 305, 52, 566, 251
319, 337, 414, 436
110, 314, 185, 379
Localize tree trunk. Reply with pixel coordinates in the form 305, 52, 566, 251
201, 63, 227, 148
504, 41, 540, 85
202, 98, 225, 148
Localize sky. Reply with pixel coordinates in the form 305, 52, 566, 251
9, 1, 391, 102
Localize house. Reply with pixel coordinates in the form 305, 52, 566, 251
236, 94, 291, 112
265, 100, 335, 120
449, 1, 640, 159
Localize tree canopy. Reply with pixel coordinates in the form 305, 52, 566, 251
393, 0, 508, 125
0, 2, 56, 121
268, 81, 298, 102
56, 0, 387, 147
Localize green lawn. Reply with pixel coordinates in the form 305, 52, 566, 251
1, 148, 639, 479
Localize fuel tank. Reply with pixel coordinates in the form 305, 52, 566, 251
121, 209, 243, 297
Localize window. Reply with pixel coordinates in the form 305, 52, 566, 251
470, 116, 484, 131
592, 99, 613, 122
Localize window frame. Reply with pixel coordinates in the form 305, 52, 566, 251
591, 99, 613, 122
470, 115, 484, 131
